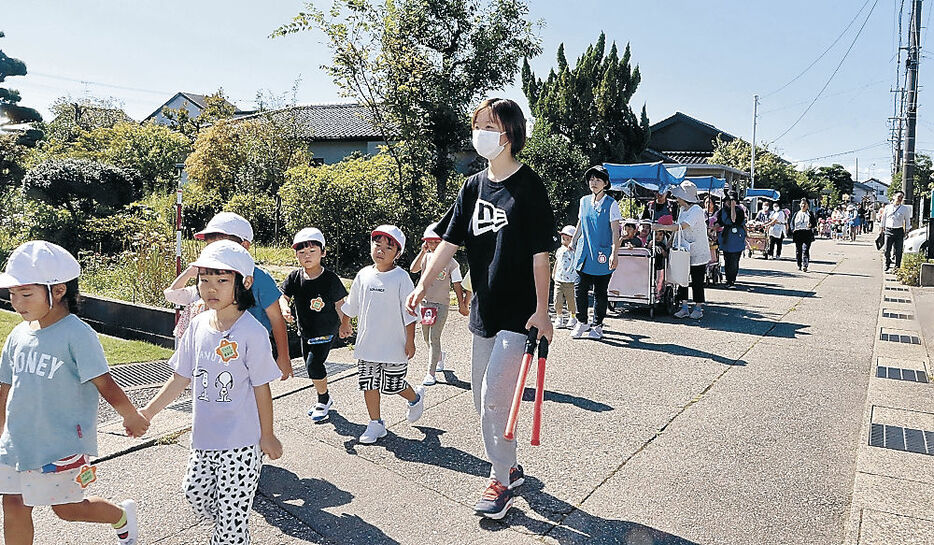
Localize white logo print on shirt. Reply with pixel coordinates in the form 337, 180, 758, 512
472, 198, 509, 235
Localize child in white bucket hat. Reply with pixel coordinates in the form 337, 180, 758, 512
142, 240, 283, 545
552, 225, 579, 329
0, 240, 148, 545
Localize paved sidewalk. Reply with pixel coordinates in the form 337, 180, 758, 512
26, 236, 894, 544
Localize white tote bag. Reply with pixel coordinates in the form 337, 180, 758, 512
666, 227, 691, 287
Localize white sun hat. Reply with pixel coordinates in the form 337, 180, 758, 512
0, 241, 81, 289
559, 225, 576, 237
371, 224, 406, 254
422, 223, 442, 241
195, 212, 254, 243
189, 240, 255, 283
292, 228, 326, 249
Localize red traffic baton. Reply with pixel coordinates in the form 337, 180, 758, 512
503, 327, 538, 441
530, 336, 548, 446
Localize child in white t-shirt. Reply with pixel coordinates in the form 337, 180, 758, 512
552, 225, 578, 329
410, 224, 465, 386
341, 225, 424, 444
143, 241, 283, 545
0, 241, 149, 545
164, 264, 206, 339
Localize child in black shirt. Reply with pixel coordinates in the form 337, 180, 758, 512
279, 228, 351, 422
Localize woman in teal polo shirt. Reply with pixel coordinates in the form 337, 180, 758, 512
568, 165, 621, 341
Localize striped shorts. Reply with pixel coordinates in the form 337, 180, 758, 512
357, 360, 409, 394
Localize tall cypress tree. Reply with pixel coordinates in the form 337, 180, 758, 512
522, 33, 650, 165
0, 31, 43, 147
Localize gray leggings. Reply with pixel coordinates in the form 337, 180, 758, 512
472, 330, 527, 484
421, 303, 450, 373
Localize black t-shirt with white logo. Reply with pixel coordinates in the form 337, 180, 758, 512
280, 268, 349, 338
435, 164, 557, 337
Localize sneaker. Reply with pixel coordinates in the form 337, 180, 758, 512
422, 373, 436, 386
689, 308, 704, 320
567, 318, 578, 330
308, 398, 334, 422
803, 266, 808, 272
726, 283, 737, 290
553, 316, 566, 329
407, 388, 425, 423
508, 464, 525, 489
586, 325, 604, 340
474, 480, 514, 520
570, 321, 590, 339
116, 499, 139, 545
674, 306, 690, 319
436, 352, 446, 372
359, 420, 387, 444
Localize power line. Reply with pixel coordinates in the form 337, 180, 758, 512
759, 79, 887, 114
761, 0, 873, 99
29, 71, 174, 96
770, 0, 881, 144
790, 141, 889, 163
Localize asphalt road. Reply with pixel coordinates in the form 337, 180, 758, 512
29, 236, 881, 545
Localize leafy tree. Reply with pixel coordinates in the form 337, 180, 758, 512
803, 164, 854, 206
710, 136, 809, 203
21, 158, 142, 247
273, 0, 542, 201
0, 31, 42, 146
518, 123, 588, 226
0, 134, 26, 189
522, 33, 650, 165
889, 154, 934, 201
44, 95, 131, 143
162, 89, 236, 141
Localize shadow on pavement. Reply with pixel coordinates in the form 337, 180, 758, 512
734, 268, 799, 279
256, 465, 399, 544
484, 475, 700, 544
599, 330, 747, 366
738, 282, 817, 298
522, 387, 614, 412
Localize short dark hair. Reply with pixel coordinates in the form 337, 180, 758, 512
472, 98, 527, 156
294, 240, 324, 251
203, 233, 244, 244
198, 269, 256, 311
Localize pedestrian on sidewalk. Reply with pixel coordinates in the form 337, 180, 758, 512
791, 199, 817, 272
406, 98, 557, 520
0, 241, 149, 545
410, 223, 467, 386
552, 225, 578, 330
568, 164, 622, 341
194, 212, 293, 380
278, 228, 350, 422
715, 189, 746, 288
880, 191, 912, 271
766, 202, 787, 259
656, 180, 709, 319
342, 225, 424, 445
142, 241, 283, 545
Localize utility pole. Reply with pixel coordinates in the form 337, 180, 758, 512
750, 94, 758, 191
901, 0, 922, 206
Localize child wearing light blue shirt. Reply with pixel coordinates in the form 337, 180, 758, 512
0, 241, 149, 545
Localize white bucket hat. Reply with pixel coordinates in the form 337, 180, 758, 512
189, 240, 255, 284
559, 225, 576, 237
292, 228, 326, 250
422, 223, 442, 241
0, 241, 81, 289
371, 224, 406, 254
669, 181, 699, 204
195, 212, 254, 243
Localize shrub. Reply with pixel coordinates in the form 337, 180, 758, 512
896, 252, 933, 287
179, 182, 224, 235
519, 124, 589, 226
226, 193, 279, 244
280, 153, 445, 275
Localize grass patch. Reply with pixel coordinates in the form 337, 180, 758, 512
251, 245, 296, 267
0, 310, 173, 365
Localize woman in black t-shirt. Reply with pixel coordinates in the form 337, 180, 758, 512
406, 98, 556, 521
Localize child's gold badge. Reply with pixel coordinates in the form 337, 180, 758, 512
215, 338, 239, 363
75, 465, 97, 489
309, 297, 325, 312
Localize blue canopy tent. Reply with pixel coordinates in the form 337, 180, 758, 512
688, 176, 727, 197
744, 188, 781, 201
603, 162, 687, 195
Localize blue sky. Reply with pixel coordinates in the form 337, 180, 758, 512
3, 0, 927, 184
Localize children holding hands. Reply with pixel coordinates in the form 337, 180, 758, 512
142, 240, 283, 545
0, 241, 148, 545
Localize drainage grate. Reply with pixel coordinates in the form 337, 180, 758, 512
884, 296, 911, 304
876, 365, 930, 383
885, 286, 909, 292
880, 330, 922, 344
110, 360, 173, 389
882, 309, 914, 320
869, 423, 934, 455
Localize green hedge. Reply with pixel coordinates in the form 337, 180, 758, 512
896, 252, 933, 287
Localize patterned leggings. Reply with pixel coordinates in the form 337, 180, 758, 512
184, 444, 263, 545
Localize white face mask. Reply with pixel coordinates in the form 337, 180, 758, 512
472, 129, 506, 161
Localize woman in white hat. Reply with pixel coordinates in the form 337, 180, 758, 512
655, 180, 710, 319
